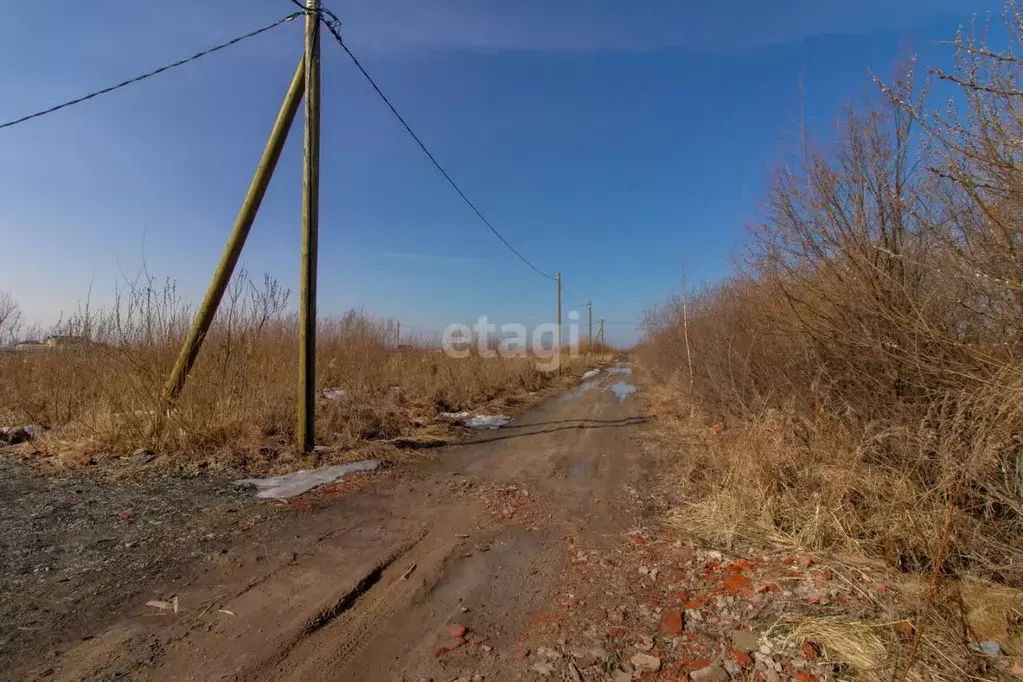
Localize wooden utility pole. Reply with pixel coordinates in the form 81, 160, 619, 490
681, 261, 694, 397
555, 273, 562, 375
598, 318, 605, 347
587, 301, 592, 347
156, 56, 306, 431
297, 0, 322, 453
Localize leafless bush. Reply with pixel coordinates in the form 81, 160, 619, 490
0, 270, 594, 472
0, 290, 22, 344
640, 1, 1023, 592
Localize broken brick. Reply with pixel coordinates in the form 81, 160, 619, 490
684, 657, 712, 671
662, 609, 684, 636
433, 638, 463, 657
729, 647, 753, 668
720, 571, 752, 596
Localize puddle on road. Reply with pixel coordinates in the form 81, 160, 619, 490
606, 367, 633, 376
609, 381, 637, 401
558, 380, 598, 403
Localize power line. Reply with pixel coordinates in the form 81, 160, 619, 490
303, 4, 555, 281
563, 289, 590, 306
0, 12, 302, 132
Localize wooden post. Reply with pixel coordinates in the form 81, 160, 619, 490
556, 273, 562, 375
297, 0, 321, 453
396, 320, 401, 349
681, 261, 694, 399
599, 319, 605, 348
587, 301, 592, 347
155, 56, 306, 431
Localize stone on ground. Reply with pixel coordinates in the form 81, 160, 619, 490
630, 652, 661, 673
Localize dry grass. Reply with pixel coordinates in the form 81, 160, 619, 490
0, 272, 610, 474
638, 3, 1023, 678
789, 618, 896, 679
959, 578, 1023, 657
784, 576, 1023, 681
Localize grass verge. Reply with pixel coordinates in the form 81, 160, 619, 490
1, 282, 613, 474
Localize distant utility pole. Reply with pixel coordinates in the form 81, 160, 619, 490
681, 260, 694, 399
587, 300, 592, 347
297, 0, 322, 453
556, 273, 562, 375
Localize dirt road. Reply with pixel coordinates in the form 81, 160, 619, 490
8, 365, 912, 682
20, 365, 655, 681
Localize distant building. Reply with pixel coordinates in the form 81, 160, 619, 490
43, 335, 92, 348
6, 336, 94, 352
10, 340, 46, 352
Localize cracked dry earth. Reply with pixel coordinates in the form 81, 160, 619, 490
5, 365, 898, 681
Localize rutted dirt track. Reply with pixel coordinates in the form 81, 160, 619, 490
22, 365, 653, 681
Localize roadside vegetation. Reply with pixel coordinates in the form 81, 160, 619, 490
639, 6, 1023, 679
0, 272, 607, 473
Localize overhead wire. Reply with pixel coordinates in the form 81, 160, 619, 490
0, 12, 302, 131
563, 289, 583, 305
296, 1, 556, 281
0, 1, 619, 328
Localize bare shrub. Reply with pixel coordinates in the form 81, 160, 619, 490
639, 1, 1023, 597
0, 290, 22, 344
0, 270, 595, 472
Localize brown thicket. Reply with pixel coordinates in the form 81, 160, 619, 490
0, 268, 599, 471
641, 6, 1023, 589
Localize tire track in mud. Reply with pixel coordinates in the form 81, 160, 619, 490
244, 532, 427, 679
264, 522, 475, 680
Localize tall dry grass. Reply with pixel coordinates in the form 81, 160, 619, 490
0, 269, 601, 472
639, 5, 1023, 676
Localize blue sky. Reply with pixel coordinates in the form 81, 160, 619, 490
0, 0, 1000, 344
